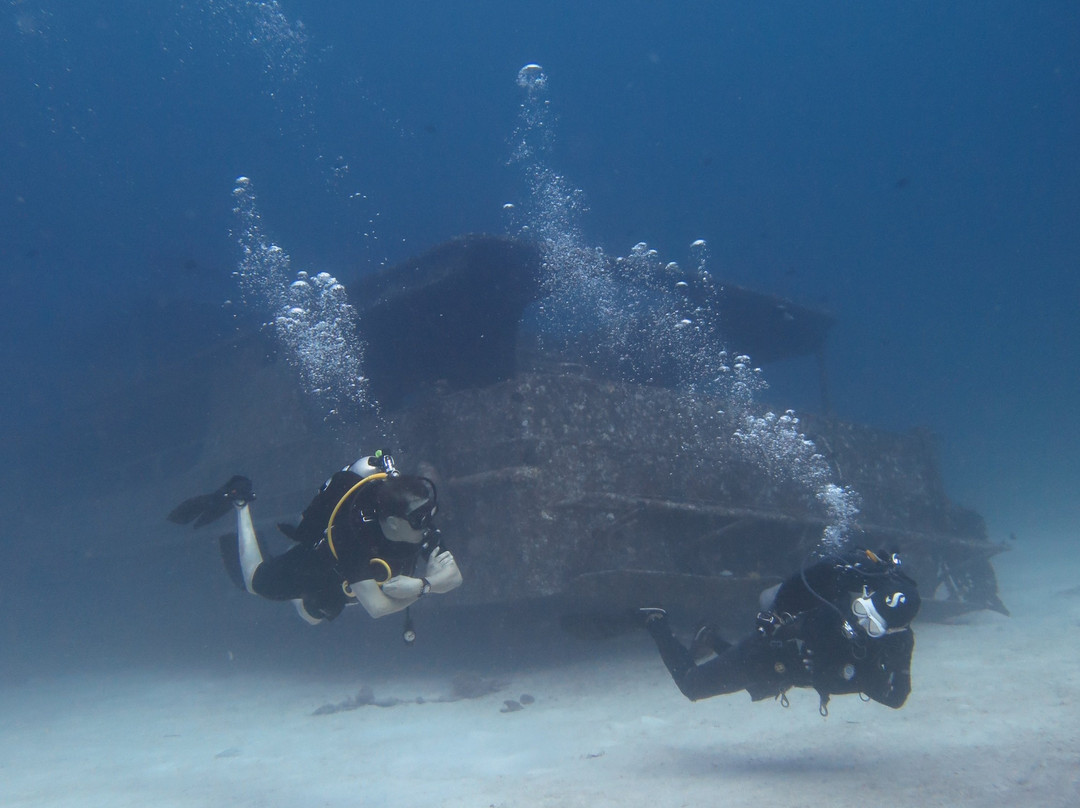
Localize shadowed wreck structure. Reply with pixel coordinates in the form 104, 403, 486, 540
347, 235, 1008, 630
35, 234, 1007, 636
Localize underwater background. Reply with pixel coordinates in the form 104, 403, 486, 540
0, 1, 1078, 675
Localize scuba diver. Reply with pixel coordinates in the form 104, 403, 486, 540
641, 549, 920, 713
168, 451, 463, 630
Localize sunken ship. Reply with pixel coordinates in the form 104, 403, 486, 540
343, 235, 1008, 629
48, 235, 1008, 633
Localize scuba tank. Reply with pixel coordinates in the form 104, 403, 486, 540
347, 450, 397, 479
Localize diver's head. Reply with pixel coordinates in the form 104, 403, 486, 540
851, 583, 921, 638
376, 475, 438, 544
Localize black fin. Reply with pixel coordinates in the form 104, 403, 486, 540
168, 476, 252, 529
193, 496, 234, 528
167, 493, 219, 526
277, 522, 300, 541
220, 475, 254, 504
218, 533, 247, 592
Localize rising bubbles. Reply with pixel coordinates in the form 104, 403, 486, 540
232, 177, 371, 420
506, 65, 860, 551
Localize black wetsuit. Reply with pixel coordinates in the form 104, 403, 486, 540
250, 471, 432, 621
646, 555, 917, 711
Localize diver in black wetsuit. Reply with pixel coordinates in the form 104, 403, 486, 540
641, 549, 920, 713
169, 452, 462, 627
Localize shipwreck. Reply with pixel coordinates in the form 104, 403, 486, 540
344, 235, 1008, 630
55, 234, 1007, 633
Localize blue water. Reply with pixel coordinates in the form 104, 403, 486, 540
1, 1, 1077, 666
3, 1, 1076, 536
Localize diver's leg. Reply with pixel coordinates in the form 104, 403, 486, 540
690, 624, 732, 661
291, 599, 324, 625
246, 545, 339, 626
643, 610, 747, 701
235, 503, 263, 594
642, 610, 695, 680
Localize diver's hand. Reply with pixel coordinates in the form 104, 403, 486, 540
380, 575, 425, 600
425, 550, 463, 594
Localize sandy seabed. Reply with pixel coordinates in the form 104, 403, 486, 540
3, 547, 1078, 808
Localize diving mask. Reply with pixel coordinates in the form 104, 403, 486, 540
852, 586, 912, 637
851, 594, 888, 637
403, 477, 438, 531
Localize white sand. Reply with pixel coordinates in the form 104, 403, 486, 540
3, 548, 1078, 808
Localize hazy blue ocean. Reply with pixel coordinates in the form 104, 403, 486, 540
1, 0, 1077, 669
1, 5, 1079, 806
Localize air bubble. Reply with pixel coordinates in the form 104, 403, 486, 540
232, 177, 371, 418
516, 63, 546, 92
504, 65, 856, 553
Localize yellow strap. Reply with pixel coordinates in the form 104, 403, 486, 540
326, 472, 388, 560
341, 558, 392, 598
368, 557, 392, 586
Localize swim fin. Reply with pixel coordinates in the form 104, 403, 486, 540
167, 475, 254, 528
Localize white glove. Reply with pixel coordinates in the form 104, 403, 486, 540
425, 550, 463, 594
380, 575, 425, 600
